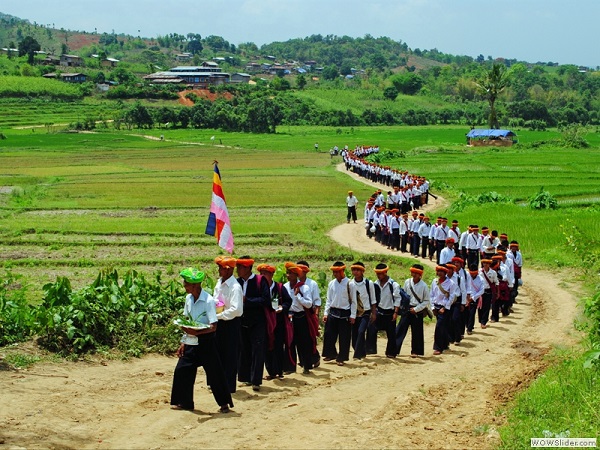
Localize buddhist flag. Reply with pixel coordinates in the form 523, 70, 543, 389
205, 162, 234, 253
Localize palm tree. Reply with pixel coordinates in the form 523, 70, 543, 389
475, 63, 510, 129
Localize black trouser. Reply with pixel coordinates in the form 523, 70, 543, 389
171, 336, 233, 411
436, 240, 445, 264
421, 237, 430, 258
411, 234, 421, 256
413, 195, 421, 209
366, 320, 378, 354
265, 314, 286, 378
395, 311, 424, 356
400, 233, 408, 252
322, 313, 352, 362
347, 205, 357, 222
292, 312, 313, 371
352, 313, 373, 359
449, 303, 464, 343
433, 308, 450, 352
375, 309, 397, 356
466, 301, 477, 332
478, 291, 492, 326
238, 320, 266, 386
210, 317, 240, 393
390, 228, 400, 250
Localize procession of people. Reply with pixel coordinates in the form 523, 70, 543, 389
170, 144, 524, 413
171, 242, 523, 412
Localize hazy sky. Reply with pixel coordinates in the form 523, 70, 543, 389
2, 0, 599, 67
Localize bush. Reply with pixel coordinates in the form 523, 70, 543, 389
528, 187, 557, 210
36, 269, 187, 356
0, 271, 34, 346
525, 119, 547, 131
559, 124, 589, 149
449, 191, 514, 213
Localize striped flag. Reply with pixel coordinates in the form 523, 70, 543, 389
205, 162, 234, 253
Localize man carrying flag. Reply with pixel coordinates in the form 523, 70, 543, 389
205, 161, 234, 253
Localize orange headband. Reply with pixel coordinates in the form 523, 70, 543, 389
236, 258, 255, 267
410, 267, 424, 275
296, 264, 310, 273
350, 264, 365, 272
256, 264, 276, 273
215, 256, 237, 268
374, 267, 389, 274
284, 263, 303, 276
330, 264, 346, 272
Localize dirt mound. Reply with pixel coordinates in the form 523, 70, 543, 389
178, 89, 234, 106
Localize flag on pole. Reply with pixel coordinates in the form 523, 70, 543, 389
205, 161, 234, 253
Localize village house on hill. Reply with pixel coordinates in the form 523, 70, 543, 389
144, 61, 242, 88
42, 72, 87, 83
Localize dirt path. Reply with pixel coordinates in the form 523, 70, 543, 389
0, 165, 580, 450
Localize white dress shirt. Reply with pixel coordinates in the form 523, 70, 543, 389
285, 282, 313, 312
430, 277, 457, 309
325, 277, 357, 319
403, 278, 430, 313
214, 274, 244, 321
374, 278, 401, 310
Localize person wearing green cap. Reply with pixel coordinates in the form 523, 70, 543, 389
170, 268, 233, 413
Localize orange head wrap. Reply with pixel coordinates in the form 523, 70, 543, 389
236, 258, 255, 267
296, 264, 310, 273
215, 256, 237, 268
410, 267, 424, 275
256, 264, 276, 274
374, 265, 389, 274
284, 262, 303, 276
330, 262, 346, 272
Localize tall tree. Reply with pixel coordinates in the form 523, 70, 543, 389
476, 63, 510, 129
18, 36, 40, 64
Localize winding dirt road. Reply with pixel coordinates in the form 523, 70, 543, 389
0, 164, 580, 450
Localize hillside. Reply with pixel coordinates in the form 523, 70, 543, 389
0, 11, 491, 73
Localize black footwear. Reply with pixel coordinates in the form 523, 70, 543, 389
219, 405, 230, 413
252, 385, 260, 392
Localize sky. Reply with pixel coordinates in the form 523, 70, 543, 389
2, 0, 599, 67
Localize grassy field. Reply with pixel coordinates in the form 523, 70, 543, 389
1, 124, 599, 292
294, 87, 451, 114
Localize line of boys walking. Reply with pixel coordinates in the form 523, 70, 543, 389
170, 243, 523, 412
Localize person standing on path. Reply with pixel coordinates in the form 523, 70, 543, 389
346, 191, 359, 223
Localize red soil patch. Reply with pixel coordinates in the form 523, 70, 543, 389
177, 89, 234, 106
63, 33, 100, 51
